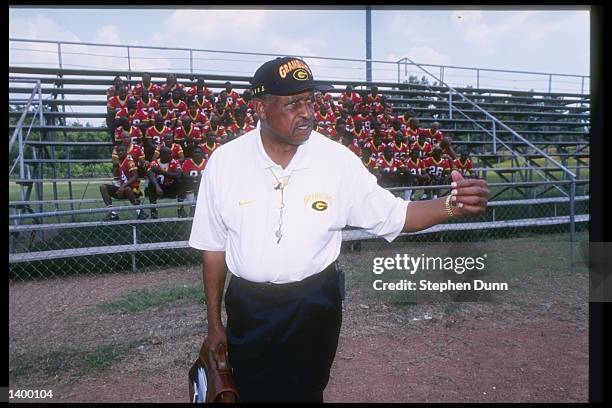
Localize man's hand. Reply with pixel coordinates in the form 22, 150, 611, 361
449, 170, 489, 216
206, 323, 228, 352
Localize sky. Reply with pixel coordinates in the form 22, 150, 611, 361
9, 6, 590, 93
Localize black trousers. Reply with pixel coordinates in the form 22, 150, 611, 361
225, 262, 343, 403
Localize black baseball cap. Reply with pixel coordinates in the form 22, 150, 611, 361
251, 56, 333, 97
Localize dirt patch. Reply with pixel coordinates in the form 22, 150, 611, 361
9, 263, 589, 403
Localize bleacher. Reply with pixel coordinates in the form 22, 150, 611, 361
8, 64, 590, 268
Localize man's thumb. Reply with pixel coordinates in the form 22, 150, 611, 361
451, 170, 464, 184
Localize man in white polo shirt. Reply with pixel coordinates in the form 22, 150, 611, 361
189, 56, 489, 402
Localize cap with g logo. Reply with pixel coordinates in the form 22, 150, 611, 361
251, 56, 333, 97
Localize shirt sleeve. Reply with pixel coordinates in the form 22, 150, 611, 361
188, 152, 228, 251
345, 153, 410, 242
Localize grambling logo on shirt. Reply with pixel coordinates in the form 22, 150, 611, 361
304, 193, 332, 212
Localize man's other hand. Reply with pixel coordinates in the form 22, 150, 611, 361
450, 170, 490, 216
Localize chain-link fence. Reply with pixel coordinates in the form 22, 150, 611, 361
8, 179, 591, 400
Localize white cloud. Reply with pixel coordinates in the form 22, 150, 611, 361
153, 9, 267, 48
9, 14, 174, 74
451, 10, 490, 43
94, 25, 122, 45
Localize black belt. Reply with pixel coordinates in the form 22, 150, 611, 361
230, 261, 339, 293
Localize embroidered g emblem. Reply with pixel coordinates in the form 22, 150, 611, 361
293, 69, 309, 81
312, 201, 328, 211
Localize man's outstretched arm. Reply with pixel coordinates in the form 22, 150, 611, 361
402, 170, 490, 233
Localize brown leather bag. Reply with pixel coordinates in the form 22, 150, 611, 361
188, 341, 239, 403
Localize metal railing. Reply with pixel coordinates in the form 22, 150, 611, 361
10, 38, 589, 94
399, 55, 582, 241
396, 57, 589, 95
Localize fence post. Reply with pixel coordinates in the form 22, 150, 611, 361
190, 50, 193, 75
548, 74, 552, 93
492, 121, 497, 154
397, 60, 400, 83
18, 125, 24, 181
476, 69, 480, 89
132, 225, 138, 272
580, 76, 585, 95
127, 46, 131, 79
569, 178, 576, 242
448, 90, 452, 119
57, 42, 63, 69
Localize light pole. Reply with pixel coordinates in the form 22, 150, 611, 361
366, 6, 372, 83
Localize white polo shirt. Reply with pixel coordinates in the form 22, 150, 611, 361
189, 125, 410, 284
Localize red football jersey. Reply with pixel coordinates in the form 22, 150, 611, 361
181, 110, 209, 128
376, 113, 396, 129
406, 127, 422, 144
316, 111, 336, 128
187, 86, 213, 98
366, 94, 382, 106
343, 139, 361, 157
202, 125, 228, 142
338, 92, 362, 106
154, 143, 184, 161
160, 82, 185, 97
387, 128, 407, 143
116, 156, 140, 190
136, 98, 160, 114
362, 155, 378, 172
424, 156, 451, 178
198, 141, 221, 159
145, 125, 173, 149
115, 107, 151, 128
362, 140, 387, 158
174, 124, 203, 145
133, 82, 161, 100
353, 113, 372, 131
377, 156, 405, 174
107, 95, 130, 111
156, 110, 177, 128
114, 126, 143, 145
352, 128, 371, 143
112, 143, 144, 163
453, 158, 474, 175
405, 157, 425, 176
107, 85, 131, 100
149, 158, 182, 186
389, 142, 409, 159
167, 99, 188, 115
194, 96, 214, 115
232, 97, 246, 111
182, 157, 207, 186
227, 122, 256, 137
224, 90, 241, 103
399, 115, 413, 131
410, 141, 433, 158
424, 128, 444, 145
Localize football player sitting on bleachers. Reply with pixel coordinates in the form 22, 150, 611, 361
146, 146, 187, 219
453, 150, 477, 179
423, 146, 452, 200
404, 147, 430, 201
100, 142, 147, 221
